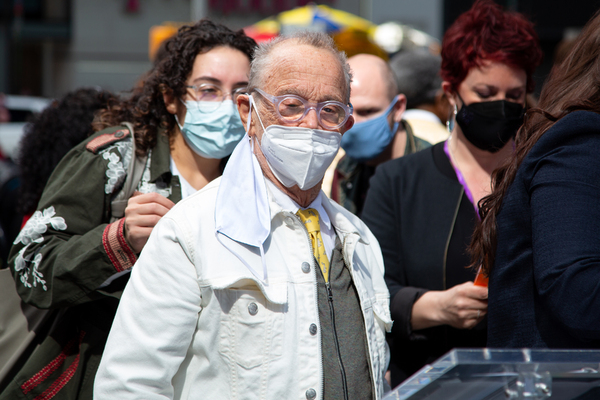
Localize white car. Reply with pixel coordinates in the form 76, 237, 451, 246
0, 95, 51, 159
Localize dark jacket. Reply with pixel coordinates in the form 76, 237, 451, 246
361, 142, 486, 387
1, 126, 181, 399
489, 110, 600, 348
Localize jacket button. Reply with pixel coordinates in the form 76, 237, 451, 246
309, 323, 317, 335
114, 129, 125, 138
285, 216, 295, 226
248, 302, 258, 315
301, 262, 310, 273
305, 388, 316, 399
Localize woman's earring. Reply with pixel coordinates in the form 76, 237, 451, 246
446, 104, 457, 133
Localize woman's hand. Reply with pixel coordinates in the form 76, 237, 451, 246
123, 191, 175, 253
412, 281, 488, 330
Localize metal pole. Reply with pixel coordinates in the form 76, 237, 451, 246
0, 27, 7, 93
42, 40, 53, 97
191, 0, 208, 22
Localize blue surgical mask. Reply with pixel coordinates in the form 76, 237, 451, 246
340, 97, 399, 162
175, 99, 245, 159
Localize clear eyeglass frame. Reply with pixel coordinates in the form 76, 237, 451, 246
186, 83, 247, 113
253, 88, 353, 130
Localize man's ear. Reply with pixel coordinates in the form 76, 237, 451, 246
237, 94, 251, 135
391, 94, 407, 123
341, 114, 354, 133
162, 88, 178, 115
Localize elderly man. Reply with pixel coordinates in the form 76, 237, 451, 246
94, 32, 392, 400
331, 54, 430, 216
389, 48, 450, 145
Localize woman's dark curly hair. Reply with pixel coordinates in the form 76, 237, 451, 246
93, 19, 256, 156
18, 87, 117, 215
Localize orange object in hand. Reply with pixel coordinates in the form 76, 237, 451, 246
474, 266, 489, 287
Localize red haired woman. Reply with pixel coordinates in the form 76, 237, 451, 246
471, 10, 600, 348
362, 0, 542, 386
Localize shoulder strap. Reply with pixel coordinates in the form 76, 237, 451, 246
86, 127, 130, 154
110, 122, 148, 222
402, 119, 418, 155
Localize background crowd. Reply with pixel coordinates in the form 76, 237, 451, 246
0, 0, 599, 398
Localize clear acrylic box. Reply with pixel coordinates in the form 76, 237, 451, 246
384, 348, 600, 400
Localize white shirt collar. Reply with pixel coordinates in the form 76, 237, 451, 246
264, 179, 331, 231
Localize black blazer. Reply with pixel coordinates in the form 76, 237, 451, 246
362, 142, 485, 387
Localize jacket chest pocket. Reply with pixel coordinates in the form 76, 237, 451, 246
217, 288, 285, 369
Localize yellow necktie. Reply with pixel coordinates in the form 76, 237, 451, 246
296, 208, 330, 282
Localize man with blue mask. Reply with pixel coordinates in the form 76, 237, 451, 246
331, 54, 430, 216
390, 48, 450, 145
96, 32, 392, 400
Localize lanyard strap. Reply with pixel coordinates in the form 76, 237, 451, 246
443, 139, 480, 219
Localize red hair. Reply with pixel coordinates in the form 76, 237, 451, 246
441, 0, 542, 93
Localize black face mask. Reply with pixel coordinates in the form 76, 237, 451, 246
455, 96, 524, 153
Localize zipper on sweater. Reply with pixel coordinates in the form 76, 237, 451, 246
342, 235, 377, 398
326, 281, 349, 400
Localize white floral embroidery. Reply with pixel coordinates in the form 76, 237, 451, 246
13, 206, 66, 291
14, 246, 46, 291
14, 206, 67, 246
137, 151, 172, 198
100, 139, 132, 194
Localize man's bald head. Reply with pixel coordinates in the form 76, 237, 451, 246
247, 32, 352, 103
348, 54, 401, 123
348, 54, 398, 103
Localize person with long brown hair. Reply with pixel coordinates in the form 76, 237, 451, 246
361, 0, 542, 386
2, 20, 255, 399
471, 10, 600, 348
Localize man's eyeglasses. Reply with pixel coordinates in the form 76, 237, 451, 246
253, 88, 353, 130
187, 83, 247, 113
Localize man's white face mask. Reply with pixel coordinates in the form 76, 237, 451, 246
249, 94, 342, 191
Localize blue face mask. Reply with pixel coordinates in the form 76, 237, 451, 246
175, 99, 245, 159
340, 97, 399, 162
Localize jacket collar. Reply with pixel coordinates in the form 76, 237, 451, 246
264, 179, 331, 232
321, 195, 369, 245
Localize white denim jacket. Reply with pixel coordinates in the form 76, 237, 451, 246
94, 177, 392, 400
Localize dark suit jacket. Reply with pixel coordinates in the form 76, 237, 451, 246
489, 110, 600, 348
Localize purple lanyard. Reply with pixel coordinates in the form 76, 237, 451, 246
443, 140, 480, 219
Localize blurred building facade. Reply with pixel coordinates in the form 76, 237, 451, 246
0, 0, 597, 99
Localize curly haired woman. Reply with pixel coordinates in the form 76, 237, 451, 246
2, 20, 255, 399
0, 87, 115, 390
